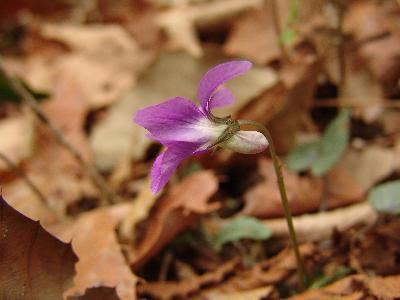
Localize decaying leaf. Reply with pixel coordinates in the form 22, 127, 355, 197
287, 274, 400, 300
131, 171, 218, 270
0, 111, 35, 171
68, 287, 119, 300
157, 0, 263, 56
243, 158, 323, 218
137, 258, 240, 300
0, 196, 77, 300
13, 23, 152, 108
263, 202, 377, 242
60, 203, 137, 300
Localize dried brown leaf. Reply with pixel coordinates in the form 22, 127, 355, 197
288, 274, 400, 300
137, 258, 240, 300
61, 203, 137, 300
243, 158, 323, 218
0, 196, 77, 300
68, 287, 119, 300
263, 202, 377, 242
131, 171, 218, 270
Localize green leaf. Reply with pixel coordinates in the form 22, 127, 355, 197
213, 216, 272, 251
0, 73, 49, 103
280, 29, 296, 45
286, 140, 320, 172
368, 180, 400, 214
311, 109, 351, 176
309, 266, 352, 289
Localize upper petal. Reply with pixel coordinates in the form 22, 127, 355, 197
222, 131, 268, 154
134, 97, 206, 143
208, 87, 235, 110
150, 142, 202, 194
198, 60, 252, 111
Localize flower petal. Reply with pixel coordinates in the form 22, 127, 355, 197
198, 60, 252, 111
222, 131, 268, 154
134, 97, 206, 143
150, 142, 201, 194
208, 87, 235, 109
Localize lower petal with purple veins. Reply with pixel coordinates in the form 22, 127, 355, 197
150, 142, 203, 194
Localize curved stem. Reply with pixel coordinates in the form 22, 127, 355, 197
238, 119, 305, 290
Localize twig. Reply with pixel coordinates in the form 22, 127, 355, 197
0, 151, 47, 208
0, 58, 119, 204
271, 0, 289, 62
336, 0, 346, 97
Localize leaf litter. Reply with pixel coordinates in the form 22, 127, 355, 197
1, 0, 400, 299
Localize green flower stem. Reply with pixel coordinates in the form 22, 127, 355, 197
238, 119, 305, 290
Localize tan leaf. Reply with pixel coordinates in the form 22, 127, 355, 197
243, 158, 323, 218
131, 171, 218, 270
62, 203, 137, 300
200, 286, 276, 300
263, 202, 377, 242
0, 196, 77, 300
157, 0, 263, 56
0, 111, 35, 171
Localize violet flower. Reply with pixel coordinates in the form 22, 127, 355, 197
134, 60, 268, 194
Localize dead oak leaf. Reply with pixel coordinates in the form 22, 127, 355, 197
0, 196, 77, 300
61, 203, 137, 300
131, 171, 218, 270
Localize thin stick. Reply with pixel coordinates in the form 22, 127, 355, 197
238, 119, 305, 290
0, 58, 119, 204
0, 151, 48, 207
337, 0, 346, 97
271, 0, 289, 62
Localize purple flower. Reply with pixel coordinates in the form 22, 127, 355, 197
134, 60, 268, 194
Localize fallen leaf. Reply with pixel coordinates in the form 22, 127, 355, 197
368, 180, 400, 214
338, 145, 398, 193
212, 216, 272, 251
15, 23, 152, 108
60, 203, 137, 300
243, 158, 323, 218
204, 244, 318, 293
0, 195, 77, 300
287, 274, 400, 300
157, 0, 263, 56
131, 171, 218, 270
0, 111, 35, 171
138, 258, 240, 300
68, 287, 119, 300
197, 286, 276, 300
263, 202, 377, 242
350, 216, 400, 275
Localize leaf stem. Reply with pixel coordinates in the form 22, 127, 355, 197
238, 119, 305, 290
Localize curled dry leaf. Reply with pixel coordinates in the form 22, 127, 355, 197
287, 274, 400, 300
198, 286, 276, 300
157, 0, 262, 56
0, 196, 77, 300
344, 1, 400, 95
263, 202, 377, 242
68, 287, 119, 300
15, 23, 151, 108
59, 203, 137, 300
350, 216, 400, 275
138, 258, 240, 300
131, 170, 219, 270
